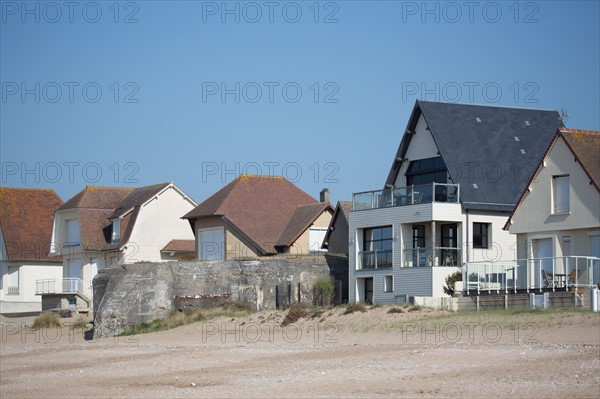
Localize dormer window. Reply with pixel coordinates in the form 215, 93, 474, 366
111, 219, 121, 243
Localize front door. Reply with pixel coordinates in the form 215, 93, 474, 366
534, 238, 553, 287
441, 224, 458, 266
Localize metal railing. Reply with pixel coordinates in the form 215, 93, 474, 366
357, 250, 393, 270
36, 278, 86, 297
404, 247, 461, 267
463, 256, 600, 295
353, 183, 460, 211
7, 286, 19, 295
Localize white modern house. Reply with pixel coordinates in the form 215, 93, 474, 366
44, 182, 197, 312
349, 101, 563, 304
0, 188, 63, 314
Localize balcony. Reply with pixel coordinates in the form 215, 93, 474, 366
353, 183, 460, 211
404, 247, 461, 267
7, 286, 19, 295
357, 250, 393, 270
463, 256, 600, 294
36, 278, 87, 297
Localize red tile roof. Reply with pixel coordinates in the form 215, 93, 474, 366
162, 239, 195, 253
0, 187, 63, 261
559, 128, 600, 191
183, 175, 319, 254
276, 203, 334, 247
59, 186, 133, 211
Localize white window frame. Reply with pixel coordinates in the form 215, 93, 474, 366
552, 175, 570, 214
384, 275, 394, 293
309, 227, 328, 252
111, 219, 121, 243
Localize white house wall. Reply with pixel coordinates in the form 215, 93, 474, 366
0, 261, 62, 313
126, 186, 196, 263
510, 137, 600, 235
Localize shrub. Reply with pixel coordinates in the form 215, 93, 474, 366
33, 312, 61, 329
71, 316, 89, 329
312, 278, 335, 306
281, 304, 309, 327
343, 303, 367, 315
443, 271, 463, 296
387, 307, 404, 314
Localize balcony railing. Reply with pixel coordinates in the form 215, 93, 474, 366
404, 247, 461, 267
36, 278, 87, 297
353, 183, 460, 211
7, 286, 19, 295
357, 250, 393, 270
463, 256, 600, 294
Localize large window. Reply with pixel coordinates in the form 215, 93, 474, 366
362, 226, 392, 268
553, 175, 570, 214
406, 157, 447, 186
473, 223, 490, 249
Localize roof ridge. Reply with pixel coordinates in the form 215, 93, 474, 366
417, 99, 559, 113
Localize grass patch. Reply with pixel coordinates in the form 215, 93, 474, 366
344, 303, 367, 315
387, 307, 404, 314
119, 302, 255, 336
407, 305, 421, 312
32, 312, 61, 329
71, 316, 89, 329
281, 304, 309, 327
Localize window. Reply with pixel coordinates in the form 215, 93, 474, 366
553, 175, 570, 214
384, 275, 394, 293
309, 227, 327, 252
198, 227, 225, 261
111, 219, 120, 243
406, 157, 447, 186
362, 226, 393, 268
66, 219, 80, 245
473, 223, 490, 249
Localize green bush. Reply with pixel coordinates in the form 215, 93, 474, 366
443, 271, 463, 296
33, 312, 61, 329
312, 278, 335, 306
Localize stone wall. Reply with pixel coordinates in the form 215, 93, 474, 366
92, 257, 331, 337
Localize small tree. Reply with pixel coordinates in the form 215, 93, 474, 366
443, 271, 463, 296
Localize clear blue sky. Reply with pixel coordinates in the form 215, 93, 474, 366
1, 0, 599, 205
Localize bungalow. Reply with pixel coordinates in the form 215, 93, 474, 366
45, 182, 196, 311
0, 188, 63, 313
349, 100, 563, 304
182, 175, 333, 260
498, 128, 600, 291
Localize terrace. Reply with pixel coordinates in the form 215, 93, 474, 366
352, 182, 460, 211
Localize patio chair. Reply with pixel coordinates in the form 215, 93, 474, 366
541, 270, 555, 288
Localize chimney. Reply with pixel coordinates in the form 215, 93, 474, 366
320, 188, 330, 203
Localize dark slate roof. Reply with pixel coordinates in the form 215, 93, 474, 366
322, 201, 351, 250
386, 101, 563, 211
183, 175, 319, 254
276, 202, 334, 247
0, 188, 63, 261
560, 128, 600, 191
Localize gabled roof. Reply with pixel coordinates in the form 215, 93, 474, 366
322, 201, 352, 249
0, 187, 63, 261
110, 182, 172, 219
504, 128, 600, 230
276, 202, 334, 247
161, 239, 195, 253
386, 101, 563, 211
560, 128, 600, 191
183, 175, 319, 254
